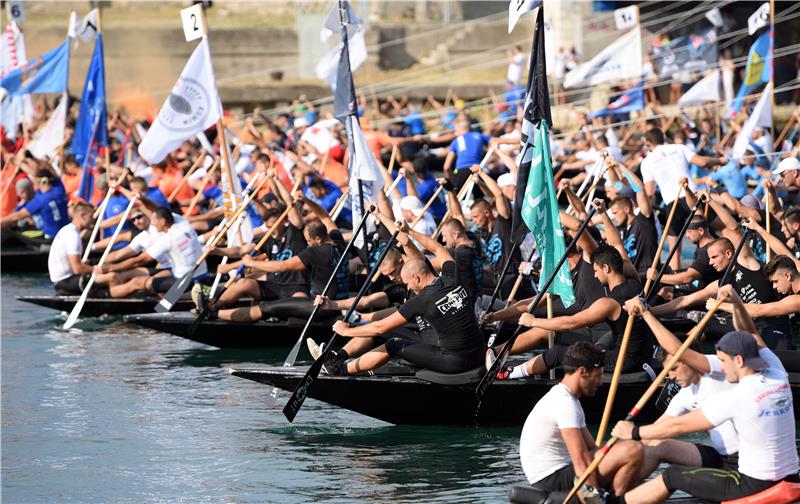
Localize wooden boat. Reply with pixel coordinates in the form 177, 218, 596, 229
229, 365, 668, 426
1, 248, 50, 273
230, 359, 800, 427
508, 482, 704, 503
124, 311, 333, 349
17, 295, 194, 316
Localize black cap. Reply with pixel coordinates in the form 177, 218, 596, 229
715, 331, 767, 370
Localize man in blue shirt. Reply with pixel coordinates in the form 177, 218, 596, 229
129, 176, 170, 209
303, 176, 351, 225
503, 80, 526, 118
402, 102, 426, 136
443, 119, 514, 190
1, 169, 69, 239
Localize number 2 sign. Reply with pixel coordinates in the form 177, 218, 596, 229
181, 3, 208, 42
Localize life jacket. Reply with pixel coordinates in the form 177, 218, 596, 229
722, 481, 800, 504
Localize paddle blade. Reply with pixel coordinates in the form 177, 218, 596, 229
282, 356, 325, 422
62, 274, 96, 330
155, 272, 192, 313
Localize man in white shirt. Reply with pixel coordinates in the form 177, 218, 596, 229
95, 207, 207, 296
48, 202, 103, 295
506, 45, 525, 85
519, 341, 644, 500
640, 128, 726, 270
612, 286, 799, 503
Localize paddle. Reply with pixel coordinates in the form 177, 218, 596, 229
167, 149, 207, 202
63, 197, 139, 330
282, 228, 401, 422
83, 171, 129, 261
272, 210, 373, 382
432, 177, 473, 239
186, 200, 295, 336
154, 174, 269, 313
475, 207, 598, 408
594, 195, 701, 445
562, 299, 724, 504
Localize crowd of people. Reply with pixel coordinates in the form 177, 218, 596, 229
2, 68, 800, 502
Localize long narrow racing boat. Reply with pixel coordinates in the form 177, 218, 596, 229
17, 295, 194, 316
124, 311, 334, 349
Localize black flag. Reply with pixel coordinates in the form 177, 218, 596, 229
512, 5, 552, 244
333, 7, 357, 122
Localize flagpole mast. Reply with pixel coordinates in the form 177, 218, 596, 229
339, 0, 370, 256
61, 12, 73, 176
769, 0, 775, 143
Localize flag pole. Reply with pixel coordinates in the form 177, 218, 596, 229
769, 0, 775, 143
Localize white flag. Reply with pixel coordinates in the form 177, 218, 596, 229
508, 0, 541, 34
705, 7, 723, 28
347, 116, 382, 247
677, 70, 720, 107
28, 94, 68, 162
0, 21, 33, 139
563, 26, 642, 89
733, 82, 772, 161
315, 30, 367, 84
68, 9, 98, 43
138, 38, 220, 165
748, 3, 770, 36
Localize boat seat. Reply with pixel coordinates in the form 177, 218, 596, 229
602, 371, 650, 384
415, 366, 484, 385
509, 482, 575, 504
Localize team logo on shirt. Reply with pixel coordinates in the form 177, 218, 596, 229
435, 287, 469, 314
159, 77, 211, 134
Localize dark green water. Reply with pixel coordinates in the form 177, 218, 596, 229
1, 273, 520, 503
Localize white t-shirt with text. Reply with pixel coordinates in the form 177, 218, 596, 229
640, 143, 698, 204
48, 223, 82, 283
145, 220, 207, 279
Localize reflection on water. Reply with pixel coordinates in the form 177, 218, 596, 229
2, 274, 521, 503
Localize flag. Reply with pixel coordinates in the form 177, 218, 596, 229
705, 7, 723, 27
321, 1, 361, 41
71, 33, 107, 166
508, 0, 541, 34
347, 115, 382, 246
68, 9, 99, 43
563, 26, 642, 89
725, 29, 771, 119
677, 70, 720, 107
0, 38, 69, 97
512, 6, 550, 244
138, 38, 220, 164
333, 24, 358, 121
28, 94, 68, 161
651, 29, 717, 77
520, 121, 575, 307
315, 30, 367, 85
0, 21, 34, 139
748, 3, 770, 36
587, 82, 644, 119
733, 82, 772, 162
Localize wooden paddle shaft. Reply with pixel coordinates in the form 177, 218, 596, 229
411, 185, 444, 228
92, 171, 129, 219
566, 300, 724, 504
0, 165, 20, 203
595, 191, 684, 445
186, 157, 221, 214
774, 114, 796, 149
168, 149, 207, 202
330, 186, 350, 220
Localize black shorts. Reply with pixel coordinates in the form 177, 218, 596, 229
542, 342, 642, 373
146, 266, 160, 276
531, 464, 575, 493
694, 443, 725, 469
374, 327, 438, 347
661, 465, 799, 502
667, 197, 691, 237
383, 338, 483, 374
257, 280, 282, 301
151, 275, 176, 293
54, 275, 109, 298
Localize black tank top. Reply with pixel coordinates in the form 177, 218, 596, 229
605, 277, 653, 367
730, 262, 792, 340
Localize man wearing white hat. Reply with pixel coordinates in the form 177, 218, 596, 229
397, 195, 437, 243
774, 157, 800, 206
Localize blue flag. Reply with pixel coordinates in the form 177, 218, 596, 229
72, 34, 108, 169
725, 29, 772, 119
587, 82, 644, 119
0, 40, 69, 96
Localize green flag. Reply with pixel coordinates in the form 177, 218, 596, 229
520, 122, 576, 307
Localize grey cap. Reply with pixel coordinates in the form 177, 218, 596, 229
16, 178, 33, 192
715, 330, 767, 370
739, 194, 762, 210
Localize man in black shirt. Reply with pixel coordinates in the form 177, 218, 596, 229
496, 245, 652, 379
649, 217, 719, 290
325, 255, 484, 375
609, 195, 657, 273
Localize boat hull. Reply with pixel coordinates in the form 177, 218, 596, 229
230, 366, 668, 426
17, 295, 194, 316
124, 312, 332, 349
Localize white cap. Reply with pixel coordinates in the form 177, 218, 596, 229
774, 157, 800, 175
497, 172, 515, 187
293, 117, 310, 129
400, 195, 425, 216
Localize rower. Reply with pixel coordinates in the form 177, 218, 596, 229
494, 245, 652, 379
323, 249, 484, 376
94, 207, 207, 295
519, 341, 644, 501
622, 293, 739, 480
611, 293, 799, 503
1, 169, 69, 240
605, 181, 657, 274
47, 201, 107, 296
648, 217, 720, 291
651, 235, 792, 349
